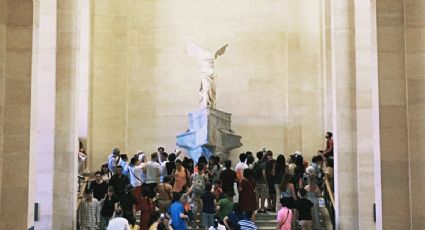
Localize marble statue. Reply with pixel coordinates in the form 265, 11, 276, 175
187, 42, 228, 108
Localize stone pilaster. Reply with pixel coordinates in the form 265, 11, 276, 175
376, 0, 411, 229
31, 0, 57, 229
330, 0, 359, 229
0, 0, 33, 229
405, 1, 425, 229
354, 0, 378, 229
53, 0, 79, 229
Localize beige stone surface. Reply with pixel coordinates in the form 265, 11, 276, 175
377, 0, 411, 229
53, 1, 79, 229
0, 0, 33, 229
0, 0, 5, 222
353, 1, 377, 229
330, 0, 361, 229
89, 0, 324, 168
405, 1, 425, 229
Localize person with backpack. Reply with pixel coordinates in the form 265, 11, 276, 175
252, 151, 267, 213
185, 163, 209, 229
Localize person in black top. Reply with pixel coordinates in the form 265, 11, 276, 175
265, 150, 276, 211
201, 183, 216, 228
89, 171, 109, 201
109, 165, 130, 200
219, 160, 237, 196
295, 188, 313, 229
119, 184, 137, 223
166, 153, 176, 177
100, 186, 118, 230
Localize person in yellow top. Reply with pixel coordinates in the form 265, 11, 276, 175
129, 216, 140, 230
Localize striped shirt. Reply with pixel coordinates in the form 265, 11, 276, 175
78, 198, 100, 228
238, 219, 257, 230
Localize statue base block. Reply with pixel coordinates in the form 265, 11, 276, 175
176, 107, 242, 162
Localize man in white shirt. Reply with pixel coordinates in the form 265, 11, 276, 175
107, 209, 130, 230
144, 152, 161, 198
235, 153, 248, 181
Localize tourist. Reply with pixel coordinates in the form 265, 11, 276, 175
89, 171, 109, 201
321, 132, 333, 159
155, 176, 173, 213
129, 155, 143, 209
78, 189, 100, 230
160, 151, 169, 182
166, 153, 177, 176
101, 164, 113, 184
273, 155, 286, 210
252, 151, 267, 213
265, 150, 276, 211
108, 147, 121, 174
99, 186, 118, 230
169, 193, 189, 230
223, 203, 245, 229
172, 159, 191, 197
144, 152, 161, 198
139, 188, 155, 230
219, 160, 237, 197
216, 192, 234, 222
235, 153, 248, 182
109, 165, 130, 200
287, 155, 296, 176
107, 208, 130, 230
304, 167, 321, 230
119, 184, 137, 224
120, 154, 130, 176
201, 183, 216, 228
238, 211, 257, 230
294, 188, 313, 230
185, 163, 208, 228
279, 173, 297, 209
277, 197, 293, 230
246, 154, 255, 169
238, 168, 256, 218
129, 216, 140, 230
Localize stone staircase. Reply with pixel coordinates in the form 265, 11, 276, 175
134, 200, 333, 230
255, 212, 278, 230
184, 212, 277, 230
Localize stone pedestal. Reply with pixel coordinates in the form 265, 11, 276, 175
176, 107, 242, 162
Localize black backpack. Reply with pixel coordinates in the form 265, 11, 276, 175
253, 162, 263, 181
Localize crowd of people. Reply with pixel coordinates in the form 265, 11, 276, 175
77, 132, 335, 230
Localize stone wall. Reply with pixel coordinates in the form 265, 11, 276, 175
89, 0, 324, 168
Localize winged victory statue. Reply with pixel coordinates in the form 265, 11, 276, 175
187, 42, 228, 109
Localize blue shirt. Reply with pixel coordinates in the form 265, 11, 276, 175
120, 161, 129, 176
169, 201, 186, 230
238, 219, 257, 230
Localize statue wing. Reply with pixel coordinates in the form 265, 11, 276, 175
214, 44, 228, 59
187, 42, 205, 59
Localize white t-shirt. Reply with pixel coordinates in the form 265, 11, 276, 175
145, 161, 161, 184
235, 162, 248, 174
129, 165, 143, 187
209, 223, 226, 230
107, 217, 130, 230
